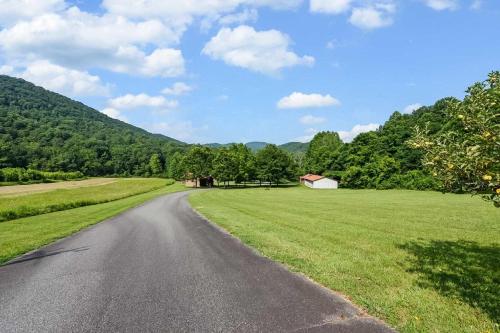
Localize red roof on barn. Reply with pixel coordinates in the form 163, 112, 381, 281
300, 174, 324, 182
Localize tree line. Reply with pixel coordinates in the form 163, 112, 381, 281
168, 143, 296, 187
1, 72, 497, 203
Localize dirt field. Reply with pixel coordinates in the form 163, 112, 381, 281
0, 178, 118, 197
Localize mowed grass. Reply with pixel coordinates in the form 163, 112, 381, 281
0, 182, 187, 264
0, 178, 172, 222
189, 187, 500, 333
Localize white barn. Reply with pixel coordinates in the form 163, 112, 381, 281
300, 174, 338, 189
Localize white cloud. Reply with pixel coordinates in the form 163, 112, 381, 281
162, 82, 193, 96
19, 60, 110, 97
423, 0, 459, 10
219, 8, 258, 26
101, 107, 128, 122
403, 103, 422, 114
294, 128, 319, 143
109, 93, 178, 109
338, 123, 379, 142
278, 92, 340, 109
0, 8, 185, 77
0, 0, 66, 26
148, 120, 205, 143
349, 4, 395, 30
0, 64, 14, 75
310, 0, 352, 14
299, 115, 327, 125
102, 0, 302, 20
202, 25, 314, 75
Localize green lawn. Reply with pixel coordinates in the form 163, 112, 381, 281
0, 182, 187, 265
0, 178, 172, 222
189, 187, 500, 333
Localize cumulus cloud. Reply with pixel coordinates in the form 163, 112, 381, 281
162, 82, 193, 96
0, 0, 66, 25
102, 0, 301, 20
109, 93, 178, 110
311, 0, 397, 30
349, 3, 396, 29
147, 120, 206, 143
19, 60, 110, 97
101, 107, 128, 122
299, 115, 327, 125
0, 64, 14, 75
277, 92, 340, 109
219, 8, 258, 26
338, 123, 379, 142
202, 25, 314, 75
0, 7, 185, 77
423, 0, 459, 10
403, 103, 423, 114
310, 0, 352, 14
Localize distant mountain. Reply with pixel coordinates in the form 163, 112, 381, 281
204, 141, 309, 153
0, 75, 186, 176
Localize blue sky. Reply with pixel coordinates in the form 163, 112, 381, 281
0, 0, 498, 143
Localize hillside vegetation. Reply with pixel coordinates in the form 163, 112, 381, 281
0, 75, 186, 177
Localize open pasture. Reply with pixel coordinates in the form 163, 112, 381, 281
189, 187, 500, 333
0, 178, 172, 222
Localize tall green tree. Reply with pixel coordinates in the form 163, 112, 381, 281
212, 148, 238, 187
167, 152, 186, 180
410, 71, 500, 206
229, 143, 256, 184
256, 144, 295, 186
149, 153, 163, 176
304, 131, 344, 175
184, 145, 213, 187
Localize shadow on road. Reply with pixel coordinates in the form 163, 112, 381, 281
4, 246, 89, 266
398, 239, 499, 323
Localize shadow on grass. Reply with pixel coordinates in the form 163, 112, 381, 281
398, 239, 499, 323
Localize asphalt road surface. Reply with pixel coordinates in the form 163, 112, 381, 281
0, 191, 394, 332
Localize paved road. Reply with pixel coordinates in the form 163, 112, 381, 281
0, 191, 394, 332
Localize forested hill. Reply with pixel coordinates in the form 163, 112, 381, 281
0, 75, 186, 176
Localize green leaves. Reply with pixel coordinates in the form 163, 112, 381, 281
410, 71, 500, 206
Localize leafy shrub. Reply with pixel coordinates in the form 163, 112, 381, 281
0, 168, 85, 183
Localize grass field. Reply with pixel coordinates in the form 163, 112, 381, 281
0, 182, 187, 265
0, 178, 117, 196
189, 187, 500, 333
0, 178, 172, 222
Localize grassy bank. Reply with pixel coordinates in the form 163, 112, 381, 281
0, 182, 187, 265
189, 187, 500, 333
0, 178, 172, 222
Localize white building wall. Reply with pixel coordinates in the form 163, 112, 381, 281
304, 180, 314, 188
312, 178, 338, 189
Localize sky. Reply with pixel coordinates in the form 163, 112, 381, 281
0, 0, 498, 144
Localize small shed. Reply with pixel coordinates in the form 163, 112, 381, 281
184, 176, 214, 188
300, 174, 338, 189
